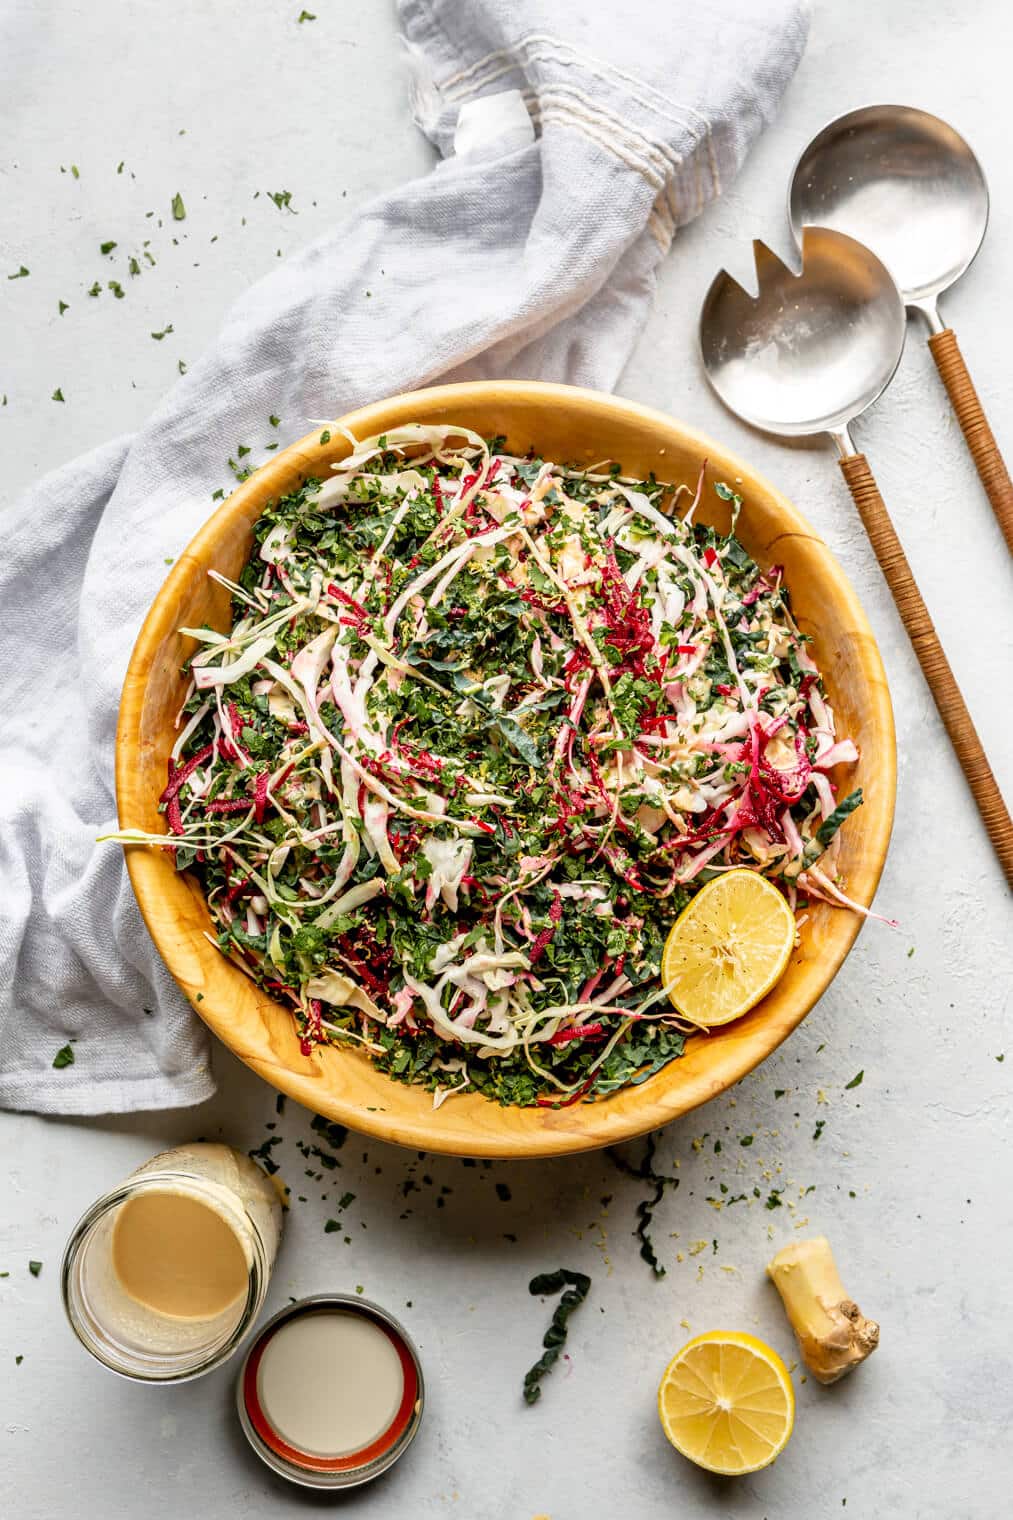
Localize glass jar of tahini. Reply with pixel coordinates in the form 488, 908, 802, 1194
61, 1142, 283, 1383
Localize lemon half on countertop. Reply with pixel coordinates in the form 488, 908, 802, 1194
660, 870, 796, 1027
658, 1331, 795, 1475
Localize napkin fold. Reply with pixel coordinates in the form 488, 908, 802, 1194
0, 0, 809, 1114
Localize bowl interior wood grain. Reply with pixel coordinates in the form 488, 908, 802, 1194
117, 382, 895, 1157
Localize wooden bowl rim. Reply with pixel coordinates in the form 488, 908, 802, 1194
117, 380, 895, 1156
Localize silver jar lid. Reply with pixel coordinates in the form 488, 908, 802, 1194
236, 1293, 425, 1489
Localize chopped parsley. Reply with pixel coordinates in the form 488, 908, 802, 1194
52, 1044, 75, 1068
844, 1070, 864, 1090
248, 1135, 283, 1174
171, 192, 186, 221
310, 1114, 348, 1151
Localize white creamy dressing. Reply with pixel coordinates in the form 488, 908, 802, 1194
257, 1311, 404, 1457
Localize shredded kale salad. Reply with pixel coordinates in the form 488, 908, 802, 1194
114, 423, 865, 1109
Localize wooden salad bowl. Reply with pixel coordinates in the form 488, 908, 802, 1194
117, 382, 895, 1157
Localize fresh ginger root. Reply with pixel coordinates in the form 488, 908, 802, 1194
767, 1236, 879, 1385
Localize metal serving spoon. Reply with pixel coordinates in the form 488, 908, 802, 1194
700, 226, 1013, 887
789, 105, 1013, 556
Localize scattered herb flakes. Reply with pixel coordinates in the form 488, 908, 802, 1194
355, 1284, 364, 1295
765, 1190, 783, 1211
58, 300, 70, 315
108, 281, 125, 299
88, 281, 101, 297
844, 1070, 864, 1091
51, 388, 65, 403
907, 946, 915, 958
495, 1182, 512, 1202
15, 1355, 23, 1366
267, 190, 294, 212
71, 164, 80, 179
523, 1268, 591, 1405
338, 1191, 356, 1209
997, 1054, 1005, 1063
324, 1219, 340, 1233
236, 443, 251, 459
144, 250, 156, 266
310, 1114, 348, 1151
297, 8, 316, 19
128, 256, 141, 277
608, 1132, 678, 1277
774, 1089, 786, 1099
52, 1044, 75, 1068
117, 161, 125, 174
178, 359, 188, 375
100, 240, 117, 256
171, 192, 186, 221
151, 324, 174, 341
813, 1119, 826, 1142
248, 1135, 283, 1175
7, 265, 29, 280
319, 429, 332, 445
269, 414, 281, 428
276, 1093, 286, 1115
211, 487, 225, 501
28, 1261, 42, 1277
739, 1135, 754, 1147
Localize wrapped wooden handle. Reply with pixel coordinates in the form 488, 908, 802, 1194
928, 328, 1013, 557
839, 452, 1013, 889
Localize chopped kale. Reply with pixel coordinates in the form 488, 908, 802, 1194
523, 1268, 591, 1404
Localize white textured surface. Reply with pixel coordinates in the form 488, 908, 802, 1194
2, 2, 1012, 1517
